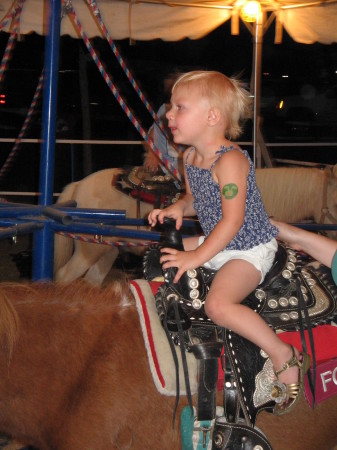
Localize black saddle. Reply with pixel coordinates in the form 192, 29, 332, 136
142, 218, 337, 449
143, 219, 337, 336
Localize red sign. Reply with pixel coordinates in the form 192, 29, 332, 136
305, 358, 337, 407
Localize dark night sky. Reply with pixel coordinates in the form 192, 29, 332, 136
0, 20, 336, 190
1, 20, 336, 127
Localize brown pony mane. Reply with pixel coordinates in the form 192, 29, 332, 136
0, 279, 132, 361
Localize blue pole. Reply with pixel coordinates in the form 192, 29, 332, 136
0, 222, 44, 239
32, 0, 61, 280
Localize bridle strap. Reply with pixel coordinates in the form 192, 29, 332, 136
296, 277, 316, 407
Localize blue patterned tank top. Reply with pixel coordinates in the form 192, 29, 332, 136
185, 146, 278, 250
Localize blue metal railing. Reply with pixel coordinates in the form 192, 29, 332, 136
0, 197, 336, 281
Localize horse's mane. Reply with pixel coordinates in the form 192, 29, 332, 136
0, 286, 20, 359
0, 279, 133, 360
110, 167, 125, 187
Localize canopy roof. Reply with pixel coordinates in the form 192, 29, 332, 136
1, 0, 337, 44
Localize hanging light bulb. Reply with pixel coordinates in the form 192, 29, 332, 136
240, 0, 261, 23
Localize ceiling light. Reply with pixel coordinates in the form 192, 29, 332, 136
240, 1, 261, 23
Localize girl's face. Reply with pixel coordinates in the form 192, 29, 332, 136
166, 85, 211, 147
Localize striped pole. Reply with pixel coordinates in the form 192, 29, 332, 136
64, 1, 182, 184
87, 0, 165, 133
0, 0, 24, 31
57, 231, 154, 247
86, 0, 183, 179
0, 0, 25, 86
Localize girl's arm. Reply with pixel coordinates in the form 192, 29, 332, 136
148, 148, 196, 228
192, 150, 249, 266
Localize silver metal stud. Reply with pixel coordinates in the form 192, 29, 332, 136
255, 289, 266, 300
268, 299, 278, 309
287, 262, 295, 271
187, 269, 197, 278
189, 278, 199, 289
282, 269, 292, 279
280, 313, 290, 321
192, 299, 202, 309
189, 289, 199, 299
289, 296, 298, 306
279, 297, 289, 307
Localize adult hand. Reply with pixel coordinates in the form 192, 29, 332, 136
144, 151, 160, 172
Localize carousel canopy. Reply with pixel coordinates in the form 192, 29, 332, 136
0, 0, 337, 44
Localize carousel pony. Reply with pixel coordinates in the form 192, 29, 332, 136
54, 165, 337, 285
53, 167, 177, 285
255, 165, 337, 235
0, 274, 336, 450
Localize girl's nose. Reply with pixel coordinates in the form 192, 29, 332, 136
166, 107, 173, 120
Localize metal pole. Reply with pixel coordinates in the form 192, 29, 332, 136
32, 0, 61, 280
252, 10, 263, 168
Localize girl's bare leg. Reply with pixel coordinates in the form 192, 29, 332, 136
204, 259, 300, 386
271, 219, 337, 268
182, 236, 200, 251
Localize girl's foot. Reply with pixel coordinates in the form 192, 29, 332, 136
276, 345, 300, 384
271, 345, 311, 416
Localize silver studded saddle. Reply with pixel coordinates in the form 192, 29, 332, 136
142, 219, 337, 449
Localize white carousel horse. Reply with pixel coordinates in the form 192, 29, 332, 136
54, 165, 337, 285
255, 165, 337, 236
54, 168, 154, 285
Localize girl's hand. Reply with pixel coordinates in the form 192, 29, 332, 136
148, 209, 162, 227
148, 204, 184, 229
160, 248, 199, 283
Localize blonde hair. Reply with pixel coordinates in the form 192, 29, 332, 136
172, 70, 253, 140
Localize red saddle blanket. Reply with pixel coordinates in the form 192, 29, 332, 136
131, 280, 337, 407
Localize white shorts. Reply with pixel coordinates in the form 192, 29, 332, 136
198, 237, 278, 284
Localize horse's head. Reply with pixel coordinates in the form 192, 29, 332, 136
326, 164, 337, 240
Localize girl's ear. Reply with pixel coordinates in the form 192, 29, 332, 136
207, 107, 221, 126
